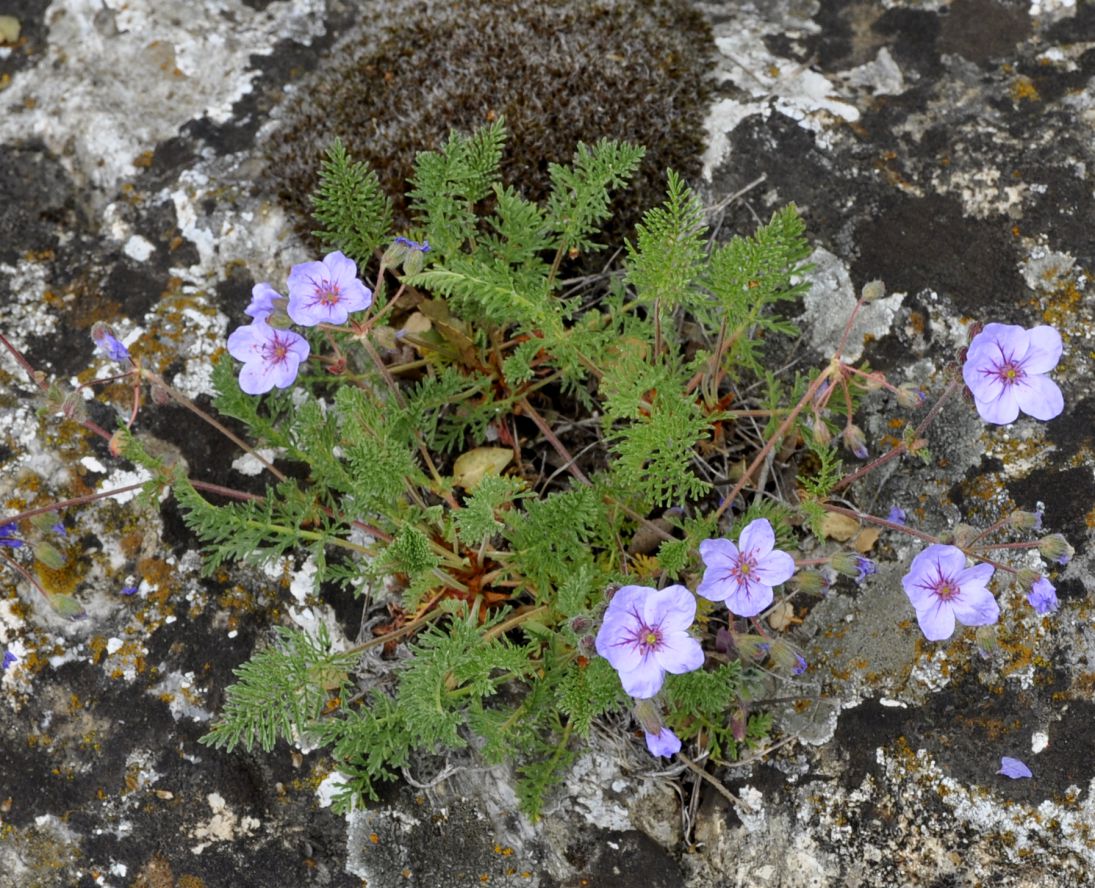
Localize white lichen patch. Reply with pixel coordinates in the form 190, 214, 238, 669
190, 791, 260, 854
149, 669, 213, 722
0, 259, 56, 352
799, 248, 905, 362
0, 0, 328, 192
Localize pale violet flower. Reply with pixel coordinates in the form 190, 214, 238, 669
1027, 577, 1059, 615
287, 251, 372, 327
997, 756, 1032, 779
697, 518, 796, 617
962, 323, 1063, 424
595, 584, 704, 699
644, 727, 681, 758
227, 315, 310, 395
90, 321, 131, 363
901, 544, 997, 641
245, 282, 285, 319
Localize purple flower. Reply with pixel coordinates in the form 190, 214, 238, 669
886, 506, 907, 526
120, 585, 139, 597
792, 654, 808, 675
393, 236, 430, 253
51, 521, 66, 536
997, 756, 1032, 779
595, 584, 704, 699
90, 321, 131, 363
1027, 577, 1059, 615
0, 524, 23, 549
855, 557, 877, 584
286, 251, 372, 327
961, 323, 1063, 424
901, 544, 998, 641
1, 650, 15, 671
245, 282, 284, 319
227, 316, 310, 395
644, 727, 681, 758
697, 519, 796, 617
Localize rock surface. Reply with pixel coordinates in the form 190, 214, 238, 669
1, 1, 1093, 886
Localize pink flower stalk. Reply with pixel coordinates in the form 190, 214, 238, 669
901, 544, 998, 641
962, 323, 1063, 424
697, 518, 796, 617
595, 584, 704, 699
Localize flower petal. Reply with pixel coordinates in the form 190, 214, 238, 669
323, 250, 359, 285
645, 727, 681, 757
643, 585, 695, 634
914, 598, 956, 641
1020, 325, 1062, 374
950, 585, 999, 628
227, 323, 261, 361
973, 387, 1020, 425
737, 518, 775, 557
997, 756, 1032, 779
725, 578, 773, 617
753, 549, 796, 587
654, 631, 705, 674
618, 661, 665, 699
698, 538, 738, 570
239, 360, 276, 395
1013, 374, 1064, 421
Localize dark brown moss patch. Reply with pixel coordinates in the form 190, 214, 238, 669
267, 0, 714, 243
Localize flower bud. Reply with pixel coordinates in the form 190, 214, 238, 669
577, 634, 596, 657
828, 552, 860, 577
896, 384, 927, 409
1015, 568, 1042, 591
1038, 534, 1073, 565
951, 524, 980, 549
632, 698, 662, 734
90, 321, 131, 363
1027, 577, 1059, 615
862, 373, 884, 393
974, 624, 998, 655
33, 540, 66, 570
402, 248, 427, 277
842, 424, 868, 460
1007, 509, 1043, 531
569, 615, 592, 635
791, 570, 827, 595
861, 279, 885, 303
809, 417, 832, 447
731, 632, 769, 661
730, 707, 747, 742
792, 654, 808, 675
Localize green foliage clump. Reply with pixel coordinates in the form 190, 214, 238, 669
176, 123, 815, 817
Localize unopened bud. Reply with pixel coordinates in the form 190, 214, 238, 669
951, 524, 979, 549
1015, 568, 1042, 591
1008, 510, 1043, 531
791, 570, 827, 595
577, 634, 596, 657
569, 615, 592, 635
862, 373, 884, 393
150, 383, 171, 406
861, 280, 885, 303
1038, 534, 1073, 565
828, 552, 859, 577
896, 384, 927, 409
108, 430, 126, 458
33, 540, 66, 570
842, 424, 868, 460
974, 624, 998, 655
730, 707, 747, 742
61, 390, 87, 421
809, 417, 832, 447
633, 698, 663, 735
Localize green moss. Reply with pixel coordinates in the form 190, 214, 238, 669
267, 0, 714, 247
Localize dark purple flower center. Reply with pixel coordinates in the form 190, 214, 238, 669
622, 608, 664, 656
315, 279, 341, 306
262, 333, 294, 365
727, 551, 758, 585
982, 344, 1025, 388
